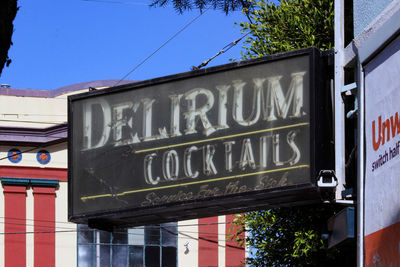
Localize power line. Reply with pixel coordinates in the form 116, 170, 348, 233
0, 147, 41, 161
0, 216, 243, 236
0, 220, 239, 236
192, 31, 250, 70
0, 228, 240, 240
0, 216, 76, 225
0, 127, 72, 162
0, 219, 245, 246
0, 230, 77, 235
0, 143, 69, 162
0, 228, 245, 245
0, 221, 75, 230
82, 0, 149, 5
0, 216, 240, 228
113, 5, 212, 87
162, 226, 244, 250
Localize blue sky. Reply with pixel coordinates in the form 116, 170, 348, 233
0, 0, 247, 90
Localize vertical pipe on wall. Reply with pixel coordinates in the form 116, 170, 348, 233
356, 59, 365, 267
96, 231, 100, 267
334, 0, 346, 200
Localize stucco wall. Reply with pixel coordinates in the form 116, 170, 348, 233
354, 0, 394, 36
0, 144, 67, 169
0, 80, 133, 267
55, 182, 77, 267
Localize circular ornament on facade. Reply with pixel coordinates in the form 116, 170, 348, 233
37, 150, 51, 165
8, 148, 22, 163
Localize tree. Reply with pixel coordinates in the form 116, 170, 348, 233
229, 0, 355, 266
150, 0, 251, 14
0, 0, 18, 76
232, 206, 356, 266
239, 0, 333, 59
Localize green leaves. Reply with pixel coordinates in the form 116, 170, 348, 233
228, 1, 354, 265
150, 0, 253, 13
239, 0, 334, 59
232, 205, 351, 266
293, 230, 320, 260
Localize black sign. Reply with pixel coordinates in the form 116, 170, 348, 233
68, 48, 333, 228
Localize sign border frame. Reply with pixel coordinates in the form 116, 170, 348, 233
67, 47, 333, 228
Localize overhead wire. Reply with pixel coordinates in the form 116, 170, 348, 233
0, 147, 41, 161
0, 216, 245, 247
0, 216, 243, 236
0, 3, 250, 245
0, 229, 240, 241
0, 226, 244, 242
0, 138, 70, 162
0, 216, 77, 225
82, 0, 149, 5
192, 31, 251, 70
0, 119, 69, 162
0, 222, 238, 237
161, 225, 244, 250
0, 216, 240, 228
113, 5, 212, 87
0, 222, 75, 231
0, 4, 250, 259
0, 230, 78, 235
0, 228, 244, 250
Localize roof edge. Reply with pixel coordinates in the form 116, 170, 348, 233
0, 79, 136, 98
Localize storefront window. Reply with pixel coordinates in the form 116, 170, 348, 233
77, 223, 177, 267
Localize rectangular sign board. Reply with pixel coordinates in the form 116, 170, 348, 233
68, 48, 333, 228
364, 35, 400, 265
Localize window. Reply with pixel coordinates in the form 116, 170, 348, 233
77, 223, 177, 267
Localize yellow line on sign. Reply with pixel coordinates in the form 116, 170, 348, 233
134, 122, 309, 154
80, 164, 310, 201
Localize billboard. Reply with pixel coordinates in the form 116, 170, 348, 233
364, 35, 400, 265
68, 48, 333, 227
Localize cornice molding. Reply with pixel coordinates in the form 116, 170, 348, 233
0, 123, 67, 145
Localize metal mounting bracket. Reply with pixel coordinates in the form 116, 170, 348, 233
341, 82, 357, 95
317, 170, 338, 188
341, 82, 359, 119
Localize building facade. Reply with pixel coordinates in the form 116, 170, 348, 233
335, 0, 400, 265
0, 80, 245, 267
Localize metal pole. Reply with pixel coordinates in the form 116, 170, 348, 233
334, 0, 346, 200
356, 59, 365, 267
96, 231, 100, 267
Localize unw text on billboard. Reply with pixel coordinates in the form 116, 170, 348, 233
370, 112, 400, 172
